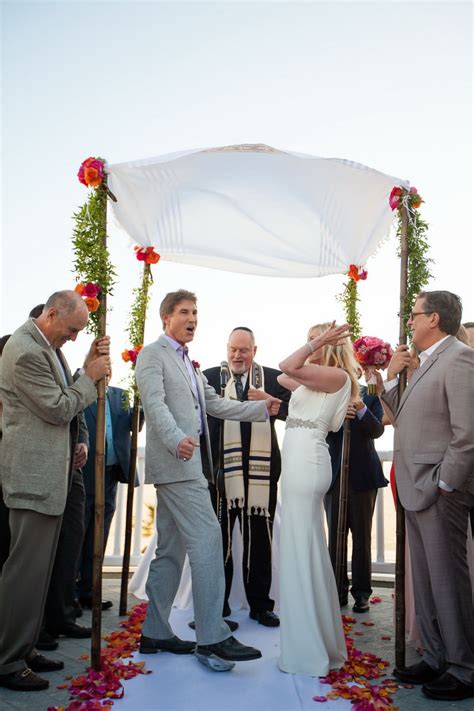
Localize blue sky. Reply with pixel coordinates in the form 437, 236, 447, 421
2, 1, 472, 383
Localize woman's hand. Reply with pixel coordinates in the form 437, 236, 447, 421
311, 321, 351, 350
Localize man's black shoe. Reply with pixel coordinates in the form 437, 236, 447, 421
249, 610, 280, 627
139, 634, 195, 655
196, 636, 262, 662
35, 630, 59, 651
188, 619, 238, 632
422, 672, 474, 701
393, 660, 444, 685
352, 596, 370, 613
79, 597, 113, 611
48, 622, 92, 639
27, 654, 64, 673
0, 668, 49, 691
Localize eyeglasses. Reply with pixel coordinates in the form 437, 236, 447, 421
409, 311, 434, 320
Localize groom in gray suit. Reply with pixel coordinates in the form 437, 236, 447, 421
382, 290, 474, 701
136, 289, 282, 671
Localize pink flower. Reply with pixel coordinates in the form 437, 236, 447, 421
192, 360, 200, 369
389, 186, 403, 210
82, 282, 101, 298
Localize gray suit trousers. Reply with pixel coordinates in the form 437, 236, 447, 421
406, 490, 474, 685
143, 476, 231, 646
0, 509, 62, 674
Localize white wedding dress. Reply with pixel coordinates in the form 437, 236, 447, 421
279, 379, 351, 676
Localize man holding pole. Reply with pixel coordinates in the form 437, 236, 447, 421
0, 291, 110, 692
382, 290, 474, 701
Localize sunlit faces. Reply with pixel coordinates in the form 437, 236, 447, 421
407, 297, 438, 351
227, 329, 256, 375
163, 300, 198, 345
46, 305, 89, 349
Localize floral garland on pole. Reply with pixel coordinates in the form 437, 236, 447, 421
389, 186, 432, 335
337, 264, 367, 341
72, 157, 117, 335
121, 247, 160, 403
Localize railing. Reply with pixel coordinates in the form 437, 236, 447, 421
104, 447, 396, 577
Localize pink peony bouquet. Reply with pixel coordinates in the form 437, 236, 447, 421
353, 336, 393, 394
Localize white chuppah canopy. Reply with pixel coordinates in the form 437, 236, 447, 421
107, 144, 409, 278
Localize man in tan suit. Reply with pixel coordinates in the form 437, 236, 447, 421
0, 291, 110, 692
382, 290, 474, 702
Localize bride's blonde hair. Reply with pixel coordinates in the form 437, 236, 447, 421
307, 322, 360, 400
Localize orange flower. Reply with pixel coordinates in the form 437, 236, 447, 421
74, 283, 85, 295
84, 296, 100, 312
122, 350, 131, 363
84, 167, 102, 187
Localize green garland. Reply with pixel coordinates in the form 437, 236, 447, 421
338, 278, 362, 341
72, 172, 116, 335
393, 189, 433, 335
121, 262, 154, 405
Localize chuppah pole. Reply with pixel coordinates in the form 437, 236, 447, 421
335, 418, 351, 596
119, 261, 152, 615
90, 180, 109, 671
394, 202, 409, 669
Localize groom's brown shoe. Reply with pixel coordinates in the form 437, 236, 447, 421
393, 660, 444, 685
139, 634, 195, 654
422, 672, 474, 701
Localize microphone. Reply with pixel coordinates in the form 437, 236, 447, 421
220, 361, 230, 391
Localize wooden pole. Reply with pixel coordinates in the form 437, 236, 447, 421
335, 418, 351, 596
119, 262, 152, 615
91, 182, 108, 671
394, 202, 409, 669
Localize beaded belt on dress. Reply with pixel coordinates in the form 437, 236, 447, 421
286, 416, 322, 430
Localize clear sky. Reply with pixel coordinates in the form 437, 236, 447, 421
2, 1, 472, 391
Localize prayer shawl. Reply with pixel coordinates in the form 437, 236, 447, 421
223, 362, 272, 517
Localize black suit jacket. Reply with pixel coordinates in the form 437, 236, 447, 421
203, 365, 291, 484
327, 387, 387, 493
82, 386, 143, 494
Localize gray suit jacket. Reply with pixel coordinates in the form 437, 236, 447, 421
0, 319, 98, 515
381, 336, 474, 511
136, 335, 268, 485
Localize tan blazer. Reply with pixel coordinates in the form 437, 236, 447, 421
381, 336, 474, 511
136, 335, 268, 485
0, 320, 98, 515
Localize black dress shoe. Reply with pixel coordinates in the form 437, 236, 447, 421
422, 672, 474, 700
196, 636, 262, 662
0, 668, 49, 691
35, 630, 59, 651
49, 622, 92, 638
393, 660, 444, 685
249, 610, 280, 627
79, 597, 113, 611
27, 654, 64, 673
188, 619, 238, 632
139, 634, 195, 654
352, 596, 370, 613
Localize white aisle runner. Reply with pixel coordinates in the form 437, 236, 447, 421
115, 607, 351, 711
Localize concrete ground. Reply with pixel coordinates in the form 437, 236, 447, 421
0, 579, 472, 711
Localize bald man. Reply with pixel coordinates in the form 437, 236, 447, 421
0, 291, 110, 692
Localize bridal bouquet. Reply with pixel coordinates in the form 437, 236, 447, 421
353, 336, 393, 394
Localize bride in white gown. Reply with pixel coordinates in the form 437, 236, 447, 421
277, 321, 360, 677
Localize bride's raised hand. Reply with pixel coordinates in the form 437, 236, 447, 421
320, 321, 351, 347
